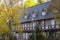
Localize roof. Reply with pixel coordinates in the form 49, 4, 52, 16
20, 1, 54, 23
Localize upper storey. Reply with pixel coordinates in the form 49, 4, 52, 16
21, 1, 54, 23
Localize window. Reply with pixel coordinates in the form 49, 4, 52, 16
23, 33, 26, 39
30, 23, 33, 27
24, 15, 28, 19
23, 33, 32, 40
56, 25, 59, 29
42, 27, 44, 29
45, 20, 51, 29
32, 13, 36, 17
46, 27, 48, 29
42, 11, 47, 15
46, 32, 49, 38
51, 20, 55, 25
26, 33, 28, 39
56, 21, 59, 28
24, 12, 28, 19
22, 24, 25, 29
51, 20, 55, 28
27, 23, 30, 27
33, 22, 36, 27
16, 34, 19, 39
22, 24, 25, 27
25, 23, 27, 27
41, 21, 44, 29
45, 20, 51, 25
41, 21, 44, 26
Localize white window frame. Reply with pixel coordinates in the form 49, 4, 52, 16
24, 15, 28, 19
32, 13, 36, 17
42, 11, 47, 16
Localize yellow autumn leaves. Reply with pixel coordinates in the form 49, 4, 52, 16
24, 0, 38, 8
0, 3, 23, 35
23, 0, 43, 8
0, 0, 42, 35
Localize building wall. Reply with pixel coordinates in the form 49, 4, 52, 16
22, 19, 59, 31
21, 0, 60, 40
21, 19, 60, 40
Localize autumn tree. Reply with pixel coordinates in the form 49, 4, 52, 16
47, 0, 60, 39
38, 0, 42, 4
23, 0, 38, 8
28, 24, 44, 40
47, 0, 60, 26
51, 0, 60, 25
0, 0, 24, 40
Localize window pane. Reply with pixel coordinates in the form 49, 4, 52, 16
33, 22, 36, 27
30, 23, 33, 27
42, 10, 47, 16
45, 20, 50, 29
42, 27, 44, 29
23, 33, 26, 39
46, 26, 48, 29
25, 23, 26, 27
45, 20, 50, 26
32, 13, 36, 17
51, 20, 55, 28
23, 33, 33, 40
51, 20, 55, 25
56, 25, 59, 29
22, 24, 25, 28
41, 21, 44, 26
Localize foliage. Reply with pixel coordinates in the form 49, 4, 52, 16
0, 0, 24, 39
53, 0, 60, 25
28, 23, 44, 40
38, 0, 42, 4
48, 0, 60, 25
23, 0, 38, 8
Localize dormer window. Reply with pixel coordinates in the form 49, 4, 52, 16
42, 8, 47, 16
42, 10, 47, 16
24, 15, 28, 19
24, 12, 28, 19
32, 13, 36, 17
